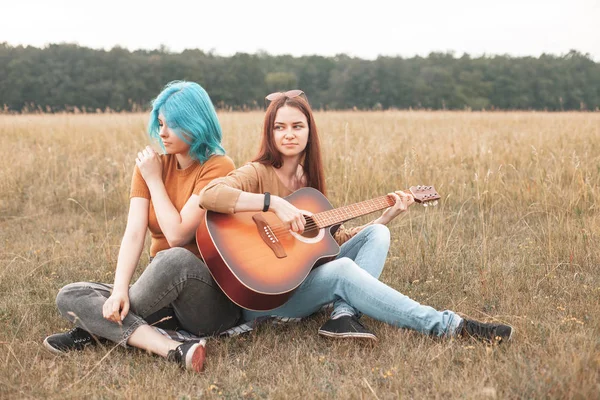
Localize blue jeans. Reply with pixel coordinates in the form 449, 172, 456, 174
243, 224, 462, 337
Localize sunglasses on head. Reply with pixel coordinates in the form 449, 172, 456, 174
264, 90, 308, 108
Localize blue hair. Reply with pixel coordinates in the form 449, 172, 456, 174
148, 81, 225, 163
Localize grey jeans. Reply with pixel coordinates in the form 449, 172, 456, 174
55, 247, 241, 346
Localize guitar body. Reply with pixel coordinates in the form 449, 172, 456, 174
196, 187, 341, 311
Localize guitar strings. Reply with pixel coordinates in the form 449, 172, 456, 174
269, 221, 320, 236
269, 219, 323, 236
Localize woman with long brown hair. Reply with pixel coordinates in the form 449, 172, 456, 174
199, 90, 513, 343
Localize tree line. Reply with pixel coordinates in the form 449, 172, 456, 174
1, 43, 599, 112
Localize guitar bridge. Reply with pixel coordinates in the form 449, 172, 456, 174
252, 214, 287, 258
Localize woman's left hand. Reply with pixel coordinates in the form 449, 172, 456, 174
136, 146, 163, 182
376, 190, 415, 225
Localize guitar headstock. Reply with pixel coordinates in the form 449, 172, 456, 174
409, 185, 440, 207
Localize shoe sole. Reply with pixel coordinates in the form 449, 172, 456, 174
318, 329, 378, 341
496, 326, 514, 343
185, 340, 207, 372
506, 327, 515, 342
43, 338, 67, 355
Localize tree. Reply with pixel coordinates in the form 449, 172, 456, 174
0, 43, 598, 112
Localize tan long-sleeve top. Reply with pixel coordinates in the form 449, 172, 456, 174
198, 162, 367, 245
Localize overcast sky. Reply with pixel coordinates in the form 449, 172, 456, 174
3, 0, 599, 60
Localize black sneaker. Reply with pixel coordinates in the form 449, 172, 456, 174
318, 315, 377, 341
166, 340, 207, 373
43, 327, 99, 354
458, 318, 514, 344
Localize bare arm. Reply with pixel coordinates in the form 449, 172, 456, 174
145, 185, 204, 247
103, 197, 149, 323
112, 197, 149, 291
136, 147, 234, 247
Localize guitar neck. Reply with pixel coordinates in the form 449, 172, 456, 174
312, 194, 398, 228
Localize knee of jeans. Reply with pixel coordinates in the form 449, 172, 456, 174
155, 247, 197, 262
149, 247, 210, 277
56, 282, 87, 320
152, 247, 203, 275
365, 224, 391, 245
330, 258, 363, 281
328, 258, 368, 294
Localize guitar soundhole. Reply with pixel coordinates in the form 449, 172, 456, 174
301, 216, 319, 238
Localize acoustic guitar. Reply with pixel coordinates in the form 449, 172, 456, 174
196, 186, 440, 311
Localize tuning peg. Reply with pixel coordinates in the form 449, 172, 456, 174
432, 200, 438, 206
422, 203, 429, 207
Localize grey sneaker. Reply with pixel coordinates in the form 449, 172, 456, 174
318, 315, 377, 341
166, 340, 207, 373
43, 327, 100, 354
458, 318, 514, 344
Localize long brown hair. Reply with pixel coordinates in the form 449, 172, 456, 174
252, 95, 326, 195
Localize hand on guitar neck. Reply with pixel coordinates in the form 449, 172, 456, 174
373, 190, 415, 225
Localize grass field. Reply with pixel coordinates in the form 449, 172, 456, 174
1, 111, 599, 399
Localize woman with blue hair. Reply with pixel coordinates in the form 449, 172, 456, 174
43, 81, 240, 373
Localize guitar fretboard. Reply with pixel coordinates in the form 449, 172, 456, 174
312, 195, 395, 228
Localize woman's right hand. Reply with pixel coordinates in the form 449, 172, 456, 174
271, 196, 311, 234
103, 290, 130, 324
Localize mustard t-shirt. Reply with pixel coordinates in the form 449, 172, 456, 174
130, 154, 235, 257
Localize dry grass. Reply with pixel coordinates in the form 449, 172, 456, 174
1, 111, 599, 399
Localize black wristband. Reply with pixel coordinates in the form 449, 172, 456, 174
263, 192, 271, 212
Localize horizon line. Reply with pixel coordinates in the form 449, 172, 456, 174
2, 41, 598, 62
